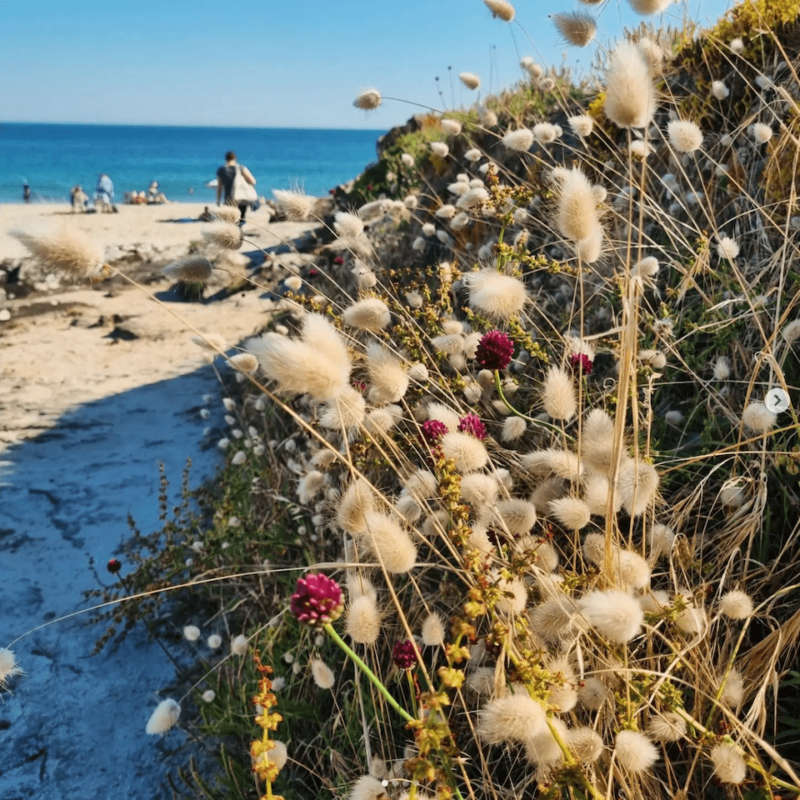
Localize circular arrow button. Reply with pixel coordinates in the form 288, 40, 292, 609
765, 388, 790, 414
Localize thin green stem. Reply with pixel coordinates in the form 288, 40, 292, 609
323, 623, 414, 723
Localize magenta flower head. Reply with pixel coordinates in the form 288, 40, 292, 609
569, 352, 593, 375
458, 413, 487, 440
393, 639, 418, 670
290, 574, 344, 627
475, 330, 515, 371
421, 419, 448, 444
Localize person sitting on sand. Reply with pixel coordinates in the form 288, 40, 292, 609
216, 151, 257, 223
147, 181, 160, 202
71, 185, 88, 212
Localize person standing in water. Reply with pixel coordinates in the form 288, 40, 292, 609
23, 183, 31, 202
215, 151, 257, 223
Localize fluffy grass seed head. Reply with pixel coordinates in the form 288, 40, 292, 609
781, 319, 800, 344
710, 743, 747, 784
311, 658, 336, 689
483, 0, 515, 22
146, 698, 181, 735
337, 478, 375, 535
548, 496, 591, 530
440, 430, 489, 473
183, 624, 201, 642
211, 204, 241, 224
604, 40, 656, 129
717, 236, 740, 261
319, 387, 367, 432
246, 315, 351, 401
460, 473, 499, 505
353, 89, 382, 110
162, 256, 213, 283
552, 11, 597, 46
229, 353, 259, 374
742, 401, 776, 434
421, 612, 446, 646
616, 550, 651, 589
350, 776, 387, 800
647, 712, 687, 741
430, 141, 449, 158
578, 677, 610, 710
465, 269, 527, 321
648, 522, 675, 558
0, 647, 23, 689
334, 211, 364, 240
502, 416, 527, 442
617, 457, 660, 516
720, 668, 745, 709
365, 342, 409, 404
13, 227, 106, 279
254, 740, 288, 773
629, 0, 672, 14
502, 128, 535, 152
719, 589, 754, 619
568, 114, 594, 137
478, 693, 546, 744
273, 189, 315, 220
712, 80, 729, 99
525, 718, 568, 766
542, 366, 577, 421
441, 119, 463, 136
202, 221, 244, 252
713, 356, 731, 380
343, 298, 391, 332
191, 332, 226, 352
568, 727, 605, 762
496, 576, 529, 616
752, 122, 773, 144
579, 589, 644, 643
555, 167, 600, 242
346, 593, 381, 644
522, 448, 583, 481
668, 119, 703, 153
362, 512, 418, 573
615, 730, 659, 773
483, 498, 537, 535
459, 72, 481, 89
231, 634, 248, 656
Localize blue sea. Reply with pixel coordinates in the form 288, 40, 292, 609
0, 123, 386, 204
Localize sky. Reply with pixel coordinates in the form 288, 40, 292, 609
1, 0, 734, 131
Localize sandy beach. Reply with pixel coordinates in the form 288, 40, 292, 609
1, 201, 280, 262
0, 201, 323, 449
0, 200, 324, 797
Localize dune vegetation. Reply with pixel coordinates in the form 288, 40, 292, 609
7, 1, 800, 799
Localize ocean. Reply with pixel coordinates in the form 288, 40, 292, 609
0, 123, 386, 205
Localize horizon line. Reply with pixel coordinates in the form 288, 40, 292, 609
0, 120, 390, 133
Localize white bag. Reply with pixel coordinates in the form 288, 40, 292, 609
232, 165, 257, 204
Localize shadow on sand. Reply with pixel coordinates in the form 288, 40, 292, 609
0, 363, 227, 799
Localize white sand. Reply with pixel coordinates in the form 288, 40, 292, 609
1, 201, 287, 261
0, 202, 322, 450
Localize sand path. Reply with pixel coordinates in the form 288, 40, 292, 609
0, 207, 321, 797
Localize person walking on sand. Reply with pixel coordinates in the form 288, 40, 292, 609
216, 151, 257, 224
95, 173, 117, 212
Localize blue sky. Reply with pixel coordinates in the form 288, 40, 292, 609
2, 0, 733, 130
